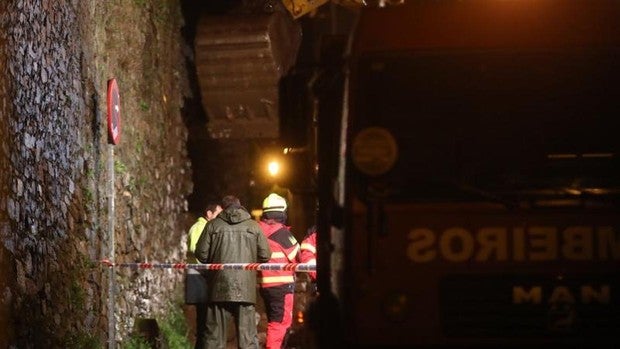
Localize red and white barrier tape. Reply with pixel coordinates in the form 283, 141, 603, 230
100, 259, 316, 272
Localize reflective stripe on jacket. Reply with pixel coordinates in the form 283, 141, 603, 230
258, 220, 299, 287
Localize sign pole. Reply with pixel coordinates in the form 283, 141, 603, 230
106, 78, 121, 349
107, 145, 115, 349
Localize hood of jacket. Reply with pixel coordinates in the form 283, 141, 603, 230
217, 205, 252, 225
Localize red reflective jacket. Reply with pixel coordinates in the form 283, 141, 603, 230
258, 220, 300, 287
300, 229, 317, 281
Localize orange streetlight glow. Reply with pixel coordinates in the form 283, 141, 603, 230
267, 160, 280, 177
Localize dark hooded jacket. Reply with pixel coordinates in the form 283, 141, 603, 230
195, 205, 271, 303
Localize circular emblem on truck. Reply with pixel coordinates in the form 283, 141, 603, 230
352, 127, 398, 176
107, 78, 121, 145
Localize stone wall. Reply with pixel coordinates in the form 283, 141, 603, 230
0, 0, 193, 347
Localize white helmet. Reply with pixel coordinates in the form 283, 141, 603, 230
262, 193, 287, 213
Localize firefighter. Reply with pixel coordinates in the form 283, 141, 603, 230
300, 226, 317, 283
258, 193, 300, 349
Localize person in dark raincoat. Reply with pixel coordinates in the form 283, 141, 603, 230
195, 195, 271, 349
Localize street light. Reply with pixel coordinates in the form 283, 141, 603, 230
267, 160, 281, 178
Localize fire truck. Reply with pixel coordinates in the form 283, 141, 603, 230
310, 0, 620, 347
190, 0, 619, 347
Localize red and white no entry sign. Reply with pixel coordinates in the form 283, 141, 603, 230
107, 78, 121, 145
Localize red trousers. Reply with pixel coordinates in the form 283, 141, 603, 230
260, 283, 294, 349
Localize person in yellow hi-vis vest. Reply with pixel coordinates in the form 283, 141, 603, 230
186, 203, 222, 349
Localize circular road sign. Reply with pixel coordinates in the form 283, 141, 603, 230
107, 78, 121, 145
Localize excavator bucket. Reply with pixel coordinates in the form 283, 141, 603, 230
195, 11, 301, 139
